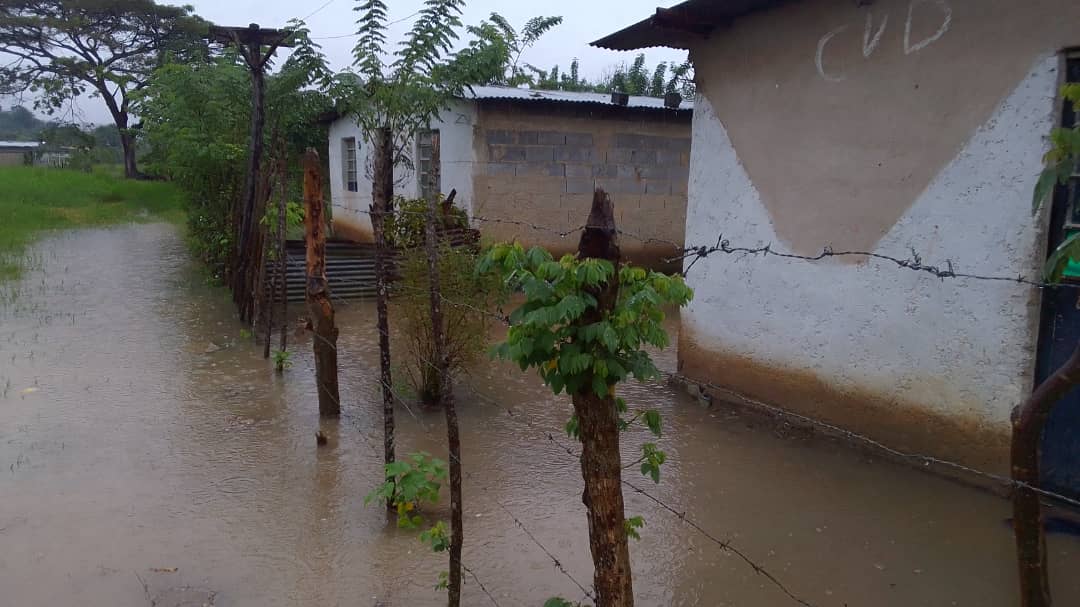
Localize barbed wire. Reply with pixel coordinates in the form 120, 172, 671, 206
325, 202, 1076, 289
298, 239, 1080, 511
299, 319, 594, 599
660, 370, 1080, 511
460, 380, 819, 607
670, 236, 1076, 289
462, 562, 501, 606
397, 284, 1080, 511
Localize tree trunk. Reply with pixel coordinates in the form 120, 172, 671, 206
277, 151, 289, 357
371, 127, 396, 501
303, 149, 339, 417
422, 133, 463, 606
120, 130, 138, 179
573, 188, 633, 607
1012, 339, 1080, 607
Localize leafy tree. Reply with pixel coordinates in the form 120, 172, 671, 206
479, 240, 693, 605
40, 123, 92, 149
0, 0, 208, 178
449, 13, 563, 87
348, 3, 474, 604
0, 105, 45, 140
138, 25, 335, 277
648, 62, 667, 97
386, 196, 504, 405
595, 54, 695, 97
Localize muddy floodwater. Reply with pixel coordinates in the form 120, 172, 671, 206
3, 223, 1080, 606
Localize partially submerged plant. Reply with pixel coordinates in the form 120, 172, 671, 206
365, 451, 448, 528
272, 349, 292, 372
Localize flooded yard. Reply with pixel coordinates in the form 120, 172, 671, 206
2, 223, 1080, 606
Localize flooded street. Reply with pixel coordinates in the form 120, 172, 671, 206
3, 223, 1080, 606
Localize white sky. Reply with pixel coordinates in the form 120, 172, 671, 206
4, 0, 685, 126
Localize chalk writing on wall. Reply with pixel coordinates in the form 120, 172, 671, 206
815, 0, 952, 82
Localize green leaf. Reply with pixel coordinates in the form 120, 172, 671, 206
1033, 166, 1061, 215
565, 415, 580, 439
592, 374, 608, 398
625, 515, 645, 541
1045, 231, 1080, 283
544, 599, 576, 607
643, 409, 662, 437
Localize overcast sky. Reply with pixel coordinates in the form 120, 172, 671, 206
4, 0, 686, 126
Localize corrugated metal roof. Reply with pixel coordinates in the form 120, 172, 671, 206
0, 141, 42, 149
464, 85, 692, 110
591, 0, 796, 51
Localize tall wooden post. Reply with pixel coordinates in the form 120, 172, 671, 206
371, 127, 396, 493
573, 189, 634, 607
422, 134, 463, 606
208, 24, 295, 322
303, 149, 340, 417
1012, 340, 1080, 607
277, 146, 289, 358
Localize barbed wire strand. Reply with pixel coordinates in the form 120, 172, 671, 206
326, 202, 1080, 289
660, 370, 1080, 511
463, 562, 501, 606
299, 320, 593, 599
402, 284, 1080, 511
459, 379, 819, 607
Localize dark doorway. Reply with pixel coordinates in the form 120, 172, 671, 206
1035, 53, 1080, 500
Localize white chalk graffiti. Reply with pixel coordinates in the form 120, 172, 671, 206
863, 12, 888, 58
904, 0, 952, 54
815, 0, 952, 82
816, 24, 850, 82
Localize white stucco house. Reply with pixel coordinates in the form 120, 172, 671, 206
595, 0, 1080, 491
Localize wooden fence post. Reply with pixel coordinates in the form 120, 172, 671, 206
1012, 340, 1080, 607
573, 188, 634, 607
371, 127, 397, 495
277, 147, 289, 357
303, 148, 340, 417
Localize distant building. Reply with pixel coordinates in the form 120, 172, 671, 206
327, 85, 692, 268
0, 141, 39, 166
0, 141, 74, 168
595, 0, 1080, 491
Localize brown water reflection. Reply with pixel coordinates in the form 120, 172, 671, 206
2, 224, 1079, 606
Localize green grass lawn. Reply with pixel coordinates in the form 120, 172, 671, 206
0, 165, 186, 281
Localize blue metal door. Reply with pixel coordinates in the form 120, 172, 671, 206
1036, 54, 1080, 500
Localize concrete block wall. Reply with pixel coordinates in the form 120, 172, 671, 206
472, 103, 691, 268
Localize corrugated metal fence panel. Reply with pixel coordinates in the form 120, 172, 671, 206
268, 240, 379, 303
269, 230, 477, 303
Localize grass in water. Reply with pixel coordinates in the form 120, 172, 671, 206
0, 166, 186, 281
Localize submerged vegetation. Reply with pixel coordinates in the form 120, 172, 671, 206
0, 166, 185, 281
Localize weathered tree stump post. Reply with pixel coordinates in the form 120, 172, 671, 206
422, 133, 463, 607
371, 127, 396, 494
573, 188, 634, 607
1012, 340, 1080, 607
303, 149, 340, 417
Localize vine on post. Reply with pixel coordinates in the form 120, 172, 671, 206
479, 189, 692, 606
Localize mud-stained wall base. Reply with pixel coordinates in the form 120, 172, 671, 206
678, 330, 1011, 477
331, 215, 373, 243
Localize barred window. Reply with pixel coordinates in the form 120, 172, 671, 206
417, 130, 440, 200
342, 137, 358, 192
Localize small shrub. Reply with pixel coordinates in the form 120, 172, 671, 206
365, 451, 448, 528
388, 196, 504, 404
